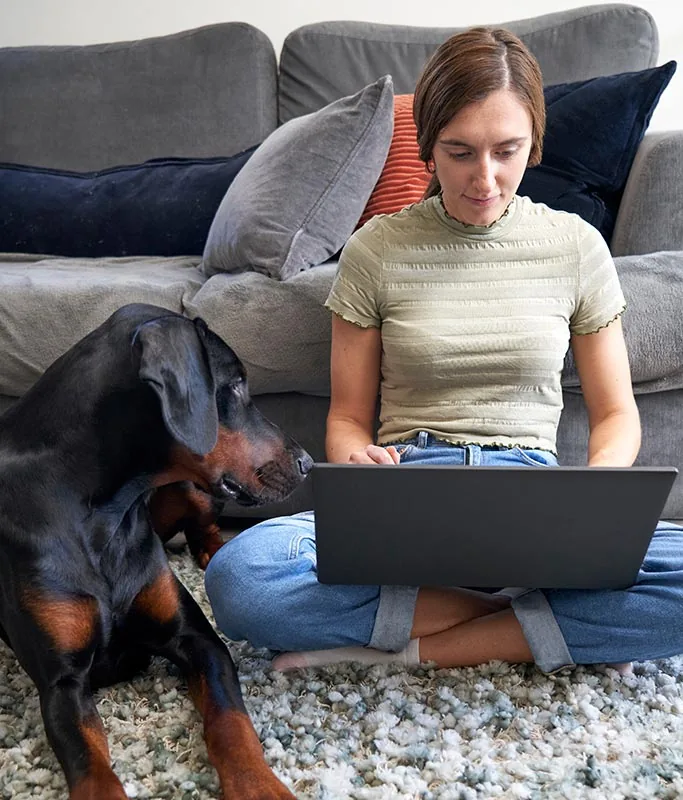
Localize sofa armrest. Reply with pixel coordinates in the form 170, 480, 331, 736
611, 131, 683, 257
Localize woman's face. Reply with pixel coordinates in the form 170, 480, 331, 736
432, 89, 533, 226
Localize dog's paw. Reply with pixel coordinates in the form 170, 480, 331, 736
194, 549, 211, 570
187, 523, 225, 570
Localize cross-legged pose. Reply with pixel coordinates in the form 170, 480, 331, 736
205, 27, 683, 676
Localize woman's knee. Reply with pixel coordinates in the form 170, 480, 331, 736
204, 513, 316, 647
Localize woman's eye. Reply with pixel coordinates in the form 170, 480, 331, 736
449, 152, 470, 160
498, 150, 517, 159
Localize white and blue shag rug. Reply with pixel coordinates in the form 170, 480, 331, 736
2, 547, 683, 800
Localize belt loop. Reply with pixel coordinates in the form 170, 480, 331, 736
417, 431, 429, 448
466, 445, 482, 465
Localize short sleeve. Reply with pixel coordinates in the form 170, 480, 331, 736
324, 218, 384, 328
570, 218, 626, 335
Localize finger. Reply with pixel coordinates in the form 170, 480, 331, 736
348, 450, 375, 464
366, 445, 395, 465
385, 446, 401, 464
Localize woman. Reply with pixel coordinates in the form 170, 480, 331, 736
204, 27, 683, 675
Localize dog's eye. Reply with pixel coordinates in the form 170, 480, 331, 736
229, 382, 249, 401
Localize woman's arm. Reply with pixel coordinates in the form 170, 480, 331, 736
570, 316, 641, 467
326, 314, 399, 465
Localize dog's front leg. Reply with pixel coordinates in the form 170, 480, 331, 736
149, 481, 225, 569
157, 581, 296, 800
41, 686, 127, 800
15, 594, 127, 799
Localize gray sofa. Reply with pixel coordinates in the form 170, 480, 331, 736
1, 4, 682, 520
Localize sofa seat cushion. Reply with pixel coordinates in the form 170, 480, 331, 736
185, 265, 337, 395
562, 250, 683, 394
0, 253, 204, 396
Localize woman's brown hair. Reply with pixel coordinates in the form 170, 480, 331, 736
413, 27, 546, 199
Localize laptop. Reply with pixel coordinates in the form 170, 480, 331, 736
312, 463, 678, 589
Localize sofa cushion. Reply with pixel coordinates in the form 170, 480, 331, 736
278, 7, 658, 123
201, 76, 394, 281
518, 61, 676, 242
0, 23, 276, 171
0, 254, 204, 396
357, 94, 430, 229
562, 250, 683, 393
610, 130, 683, 257
186, 266, 337, 396
0, 148, 257, 258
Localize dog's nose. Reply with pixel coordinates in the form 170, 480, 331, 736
297, 452, 314, 476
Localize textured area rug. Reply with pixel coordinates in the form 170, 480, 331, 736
2, 548, 683, 799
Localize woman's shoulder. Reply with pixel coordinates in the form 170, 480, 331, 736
515, 196, 610, 266
516, 195, 609, 243
517, 195, 603, 232
516, 194, 576, 225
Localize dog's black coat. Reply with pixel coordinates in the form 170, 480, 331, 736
0, 303, 311, 799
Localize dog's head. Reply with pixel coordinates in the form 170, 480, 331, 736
133, 307, 312, 506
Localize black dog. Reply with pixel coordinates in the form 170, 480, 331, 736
0, 303, 312, 799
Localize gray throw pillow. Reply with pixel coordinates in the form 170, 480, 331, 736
201, 75, 394, 281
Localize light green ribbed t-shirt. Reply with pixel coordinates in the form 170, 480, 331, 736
325, 194, 626, 453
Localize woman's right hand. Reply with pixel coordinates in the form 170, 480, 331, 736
347, 444, 400, 465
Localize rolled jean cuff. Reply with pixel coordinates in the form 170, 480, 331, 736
510, 589, 575, 674
369, 585, 419, 652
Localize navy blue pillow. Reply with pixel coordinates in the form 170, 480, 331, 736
0, 145, 258, 257
519, 61, 676, 243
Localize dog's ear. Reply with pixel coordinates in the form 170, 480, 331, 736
136, 317, 218, 455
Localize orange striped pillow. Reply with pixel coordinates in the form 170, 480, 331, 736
357, 94, 430, 229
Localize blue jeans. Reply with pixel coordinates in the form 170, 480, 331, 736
205, 433, 683, 673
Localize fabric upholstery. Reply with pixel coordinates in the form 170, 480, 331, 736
185, 265, 337, 395
562, 250, 683, 393
557, 390, 683, 520
0, 254, 203, 396
611, 131, 683, 256
278, 6, 659, 123
201, 76, 394, 281
0, 23, 277, 171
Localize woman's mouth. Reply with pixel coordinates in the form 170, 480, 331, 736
465, 195, 499, 207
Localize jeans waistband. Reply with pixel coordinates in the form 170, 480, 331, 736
400, 432, 514, 451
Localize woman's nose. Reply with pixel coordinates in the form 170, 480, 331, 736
473, 158, 496, 192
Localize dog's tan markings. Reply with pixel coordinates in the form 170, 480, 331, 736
188, 676, 295, 799
22, 592, 98, 652
134, 570, 179, 624
149, 434, 251, 491
208, 429, 278, 491
150, 481, 215, 537
149, 483, 222, 569
151, 430, 284, 498
71, 717, 127, 800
